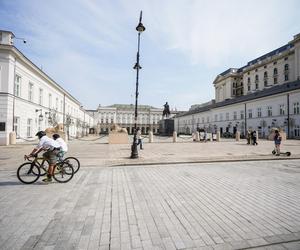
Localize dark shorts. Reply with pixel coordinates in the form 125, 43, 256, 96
43, 150, 59, 165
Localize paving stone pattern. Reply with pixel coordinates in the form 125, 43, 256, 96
0, 160, 300, 249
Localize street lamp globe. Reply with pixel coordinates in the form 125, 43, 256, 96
136, 22, 146, 33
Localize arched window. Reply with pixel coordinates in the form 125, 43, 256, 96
273, 68, 278, 76
264, 72, 268, 78
255, 75, 259, 81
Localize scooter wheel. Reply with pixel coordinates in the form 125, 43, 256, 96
272, 150, 276, 155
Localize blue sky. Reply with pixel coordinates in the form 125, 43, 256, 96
1, 0, 300, 111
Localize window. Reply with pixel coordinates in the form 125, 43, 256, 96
267, 106, 272, 117
248, 109, 252, 118
240, 110, 244, 119
255, 75, 259, 89
226, 113, 229, 121
233, 111, 237, 120
220, 114, 223, 121
273, 68, 278, 76
264, 65, 267, 69
274, 77, 278, 84
294, 102, 300, 114
14, 116, 20, 138
273, 61, 277, 65
284, 57, 288, 61
39, 88, 43, 105
14, 75, 21, 97
284, 64, 289, 81
206, 116, 209, 123
214, 114, 218, 122
202, 117, 204, 123
257, 107, 262, 118
279, 104, 285, 115
28, 82, 34, 101
264, 72, 268, 86
48, 94, 52, 108
56, 98, 58, 110
27, 119, 32, 137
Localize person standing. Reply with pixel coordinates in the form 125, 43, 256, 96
136, 128, 143, 150
274, 130, 282, 156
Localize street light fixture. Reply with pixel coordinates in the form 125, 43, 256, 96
131, 11, 146, 159
35, 109, 43, 122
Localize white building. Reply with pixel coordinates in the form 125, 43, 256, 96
88, 104, 177, 134
175, 33, 300, 138
0, 30, 94, 145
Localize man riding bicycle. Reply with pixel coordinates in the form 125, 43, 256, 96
25, 131, 60, 182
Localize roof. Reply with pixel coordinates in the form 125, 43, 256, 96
107, 104, 158, 110
176, 79, 300, 118
0, 30, 15, 37
216, 43, 294, 79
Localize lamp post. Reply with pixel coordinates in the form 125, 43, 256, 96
131, 11, 146, 159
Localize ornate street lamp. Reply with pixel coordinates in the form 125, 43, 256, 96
131, 11, 146, 159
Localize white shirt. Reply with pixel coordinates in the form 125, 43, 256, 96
56, 137, 68, 152
36, 135, 59, 151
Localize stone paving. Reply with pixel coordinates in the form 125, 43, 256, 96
0, 136, 300, 170
1, 160, 300, 249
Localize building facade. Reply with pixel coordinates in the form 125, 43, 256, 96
175, 33, 300, 139
88, 104, 177, 134
0, 30, 94, 145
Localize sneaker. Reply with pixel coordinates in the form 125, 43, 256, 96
42, 177, 52, 182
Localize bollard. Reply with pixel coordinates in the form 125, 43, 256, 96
196, 131, 200, 142
173, 131, 177, 142
235, 131, 240, 141
9, 131, 16, 145
148, 131, 153, 143
216, 131, 220, 142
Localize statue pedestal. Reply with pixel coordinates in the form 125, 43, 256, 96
108, 132, 129, 144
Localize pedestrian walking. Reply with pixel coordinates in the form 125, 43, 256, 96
252, 130, 258, 145
274, 130, 282, 156
136, 128, 143, 150
247, 129, 251, 145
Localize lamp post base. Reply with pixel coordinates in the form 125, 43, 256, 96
130, 143, 139, 158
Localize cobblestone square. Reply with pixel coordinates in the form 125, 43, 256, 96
1, 152, 300, 249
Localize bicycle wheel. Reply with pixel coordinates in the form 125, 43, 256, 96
17, 162, 40, 184
53, 162, 74, 183
64, 157, 80, 173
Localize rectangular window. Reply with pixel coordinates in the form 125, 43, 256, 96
285, 74, 289, 81
257, 107, 262, 118
233, 111, 237, 120
240, 110, 244, 119
294, 102, 300, 114
48, 93, 52, 108
0, 122, 5, 131
28, 82, 34, 101
14, 116, 20, 138
226, 113, 229, 121
279, 104, 285, 115
39, 88, 43, 105
267, 106, 272, 117
248, 109, 252, 118
14, 75, 21, 97
274, 77, 278, 84
27, 119, 32, 137
214, 114, 218, 122
220, 114, 223, 121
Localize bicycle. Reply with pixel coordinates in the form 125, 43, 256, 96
34, 155, 80, 176
17, 155, 74, 184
